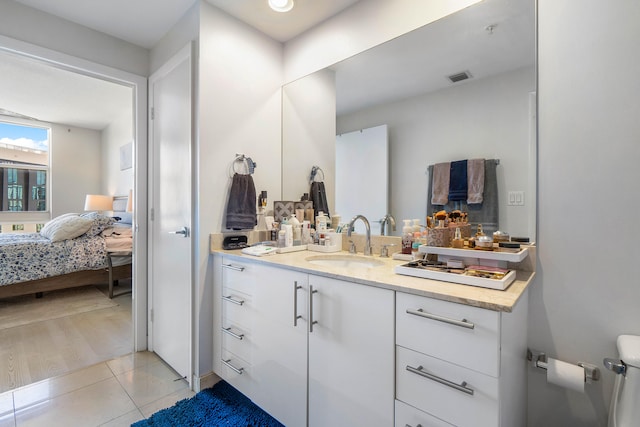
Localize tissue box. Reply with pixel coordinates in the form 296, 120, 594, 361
427, 227, 451, 247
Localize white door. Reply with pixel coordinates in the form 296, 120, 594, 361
149, 44, 192, 381
335, 125, 389, 234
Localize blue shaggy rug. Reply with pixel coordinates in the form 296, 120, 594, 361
132, 380, 284, 427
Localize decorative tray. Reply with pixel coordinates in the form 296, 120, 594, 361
395, 261, 516, 290
418, 245, 529, 263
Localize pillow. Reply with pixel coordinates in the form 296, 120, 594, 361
81, 212, 117, 237
116, 212, 133, 225
40, 215, 93, 242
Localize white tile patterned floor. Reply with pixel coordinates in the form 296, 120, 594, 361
0, 351, 195, 427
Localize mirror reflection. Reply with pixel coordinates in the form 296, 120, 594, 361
282, 0, 536, 239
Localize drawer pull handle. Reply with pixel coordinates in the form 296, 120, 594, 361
293, 281, 303, 327
222, 263, 245, 272
405, 424, 423, 427
222, 327, 244, 340
222, 359, 244, 375
222, 295, 245, 305
406, 308, 475, 330
406, 364, 474, 396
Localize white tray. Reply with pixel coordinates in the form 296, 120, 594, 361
418, 245, 529, 263
394, 264, 516, 290
276, 245, 308, 254
307, 244, 341, 253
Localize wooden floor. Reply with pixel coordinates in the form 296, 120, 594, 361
0, 281, 133, 393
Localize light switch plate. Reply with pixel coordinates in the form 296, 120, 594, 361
508, 191, 525, 206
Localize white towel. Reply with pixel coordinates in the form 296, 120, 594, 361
431, 162, 450, 205
467, 158, 485, 204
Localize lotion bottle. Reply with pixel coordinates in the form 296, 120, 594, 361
402, 219, 413, 254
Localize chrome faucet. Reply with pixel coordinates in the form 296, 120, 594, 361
347, 214, 372, 256
380, 213, 396, 236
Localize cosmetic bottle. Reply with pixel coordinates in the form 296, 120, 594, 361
316, 212, 328, 232
452, 227, 464, 248
402, 219, 413, 254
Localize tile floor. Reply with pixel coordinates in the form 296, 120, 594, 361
0, 351, 196, 427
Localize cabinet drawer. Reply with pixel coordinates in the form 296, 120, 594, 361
396, 292, 500, 376
396, 346, 499, 427
221, 288, 253, 329
221, 322, 253, 363
221, 258, 257, 295
221, 349, 254, 399
395, 399, 454, 427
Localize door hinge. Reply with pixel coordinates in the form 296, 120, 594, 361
150, 107, 155, 120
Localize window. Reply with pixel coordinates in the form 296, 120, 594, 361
0, 120, 50, 213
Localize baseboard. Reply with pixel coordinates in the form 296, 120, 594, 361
193, 371, 222, 392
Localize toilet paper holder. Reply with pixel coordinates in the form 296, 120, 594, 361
527, 349, 601, 384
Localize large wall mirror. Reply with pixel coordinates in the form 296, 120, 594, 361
282, 0, 536, 239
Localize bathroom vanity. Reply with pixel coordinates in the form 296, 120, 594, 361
211, 246, 534, 427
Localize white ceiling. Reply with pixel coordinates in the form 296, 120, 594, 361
12, 0, 361, 47
0, 0, 534, 130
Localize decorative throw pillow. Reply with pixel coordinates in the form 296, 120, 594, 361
81, 212, 117, 237
40, 215, 93, 242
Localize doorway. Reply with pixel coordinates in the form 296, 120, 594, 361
0, 38, 148, 388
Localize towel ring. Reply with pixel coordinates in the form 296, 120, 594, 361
309, 166, 325, 183
229, 154, 256, 177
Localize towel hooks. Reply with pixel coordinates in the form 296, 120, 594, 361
309, 165, 325, 184
229, 153, 256, 177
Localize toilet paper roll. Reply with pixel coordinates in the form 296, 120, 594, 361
546, 358, 585, 393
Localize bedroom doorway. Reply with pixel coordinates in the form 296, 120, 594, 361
0, 37, 148, 389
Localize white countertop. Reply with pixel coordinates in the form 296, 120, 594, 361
212, 247, 534, 312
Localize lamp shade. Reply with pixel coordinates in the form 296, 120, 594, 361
84, 194, 113, 211
126, 189, 133, 212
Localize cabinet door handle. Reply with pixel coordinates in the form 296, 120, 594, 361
406, 308, 475, 330
293, 281, 303, 327
222, 359, 244, 375
222, 295, 245, 305
309, 285, 318, 333
405, 424, 423, 427
222, 326, 244, 340
406, 364, 474, 396
222, 263, 245, 272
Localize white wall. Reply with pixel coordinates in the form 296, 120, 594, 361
282, 68, 336, 205
338, 66, 535, 238
150, 2, 199, 74
530, 1, 640, 425
102, 108, 134, 198
0, 0, 149, 76
50, 124, 102, 217
196, 2, 283, 378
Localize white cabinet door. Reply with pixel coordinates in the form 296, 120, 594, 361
308, 274, 395, 427
251, 265, 308, 427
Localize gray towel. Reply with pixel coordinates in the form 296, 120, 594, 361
226, 173, 257, 230
310, 181, 330, 219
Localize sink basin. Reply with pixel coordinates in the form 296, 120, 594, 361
305, 254, 385, 269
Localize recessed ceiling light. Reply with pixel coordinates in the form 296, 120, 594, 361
268, 0, 294, 13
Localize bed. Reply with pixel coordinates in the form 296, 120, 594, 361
0, 197, 133, 300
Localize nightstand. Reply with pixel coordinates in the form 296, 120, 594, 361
106, 251, 132, 298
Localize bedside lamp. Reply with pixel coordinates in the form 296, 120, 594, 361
126, 189, 133, 213
84, 194, 113, 213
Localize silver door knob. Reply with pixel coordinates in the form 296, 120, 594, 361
169, 226, 190, 237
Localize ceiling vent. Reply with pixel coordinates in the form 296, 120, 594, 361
448, 71, 472, 83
